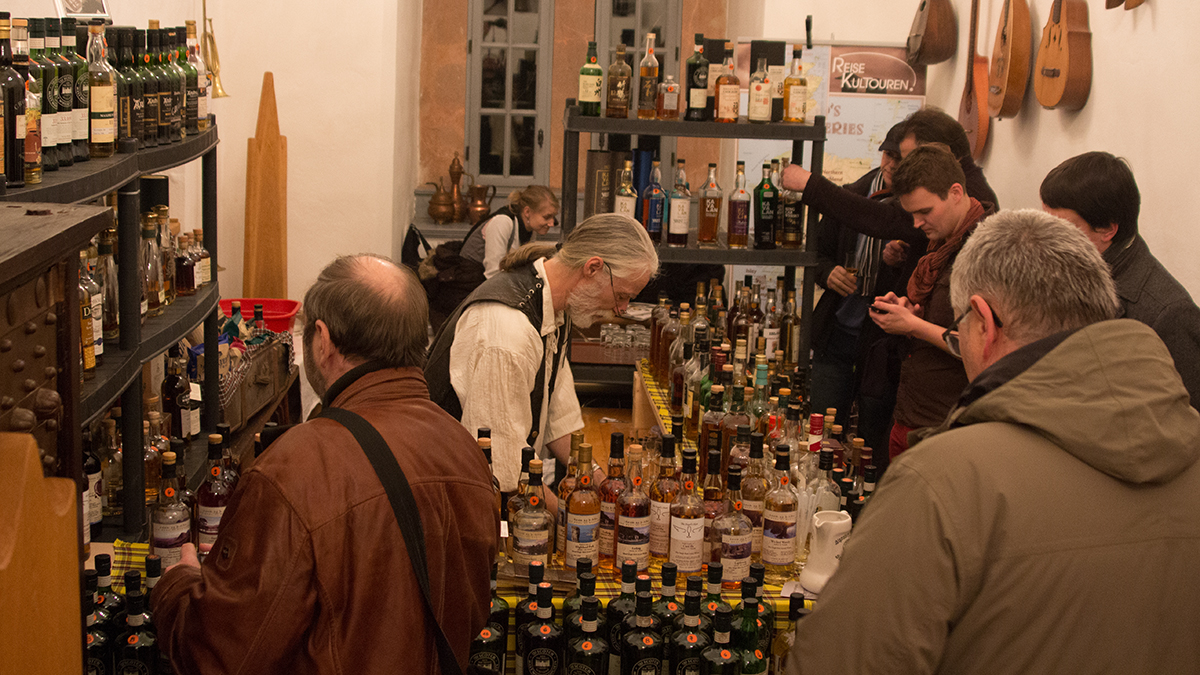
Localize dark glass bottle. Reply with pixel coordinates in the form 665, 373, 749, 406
745, 563, 775, 644
683, 33, 709, 121
113, 591, 156, 675
487, 562, 509, 633
672, 577, 712, 639
515, 559, 545, 661
175, 26, 198, 135
507, 444, 536, 562
577, 41, 603, 117
147, 26, 171, 145
700, 607, 739, 674
651, 562, 682, 627
83, 589, 112, 675
640, 161, 666, 245
94, 554, 127, 624
734, 598, 767, 674
118, 26, 141, 148
28, 18, 57, 173
564, 573, 608, 642
83, 430, 103, 543
667, 591, 710, 675
566, 596, 611, 675
618, 574, 659, 639
196, 433, 232, 555
731, 577, 771, 657
13, 18, 39, 185
0, 13, 27, 188
61, 16, 89, 162
607, 559, 639, 672
700, 563, 732, 624
135, 28, 157, 148
520, 582, 563, 675
161, 346, 191, 441
470, 622, 507, 675
563, 557, 594, 617
701, 448, 725, 564
163, 28, 184, 141
598, 432, 627, 569
770, 592, 809, 674
216, 423, 240, 487
144, 555, 162, 606
753, 164, 778, 250
620, 592, 663, 675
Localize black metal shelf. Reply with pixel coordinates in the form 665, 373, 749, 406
563, 105, 826, 141
0, 124, 219, 205
79, 282, 219, 425
656, 246, 818, 266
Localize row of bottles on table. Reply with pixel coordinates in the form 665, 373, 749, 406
0, 15, 211, 188
77, 208, 213, 381
579, 33, 811, 125
471, 558, 811, 675
85, 553, 177, 674
610, 155, 804, 250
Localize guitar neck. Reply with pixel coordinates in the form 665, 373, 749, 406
968, 0, 981, 55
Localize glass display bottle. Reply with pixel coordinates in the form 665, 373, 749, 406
748, 365, 771, 435
616, 443, 651, 572
771, 593, 809, 674
598, 433, 628, 569
62, 17, 89, 163
701, 607, 739, 674
762, 446, 798, 585
114, 591, 156, 674
44, 18, 72, 168
656, 74, 679, 120
150, 450, 189, 566
741, 434, 770, 562
748, 57, 771, 123
186, 20, 209, 131
85, 21, 116, 157
714, 466, 753, 588
101, 418, 123, 517
30, 18, 59, 172
147, 25, 171, 145
732, 576, 773, 656
721, 385, 751, 466
173, 232, 196, 295
506, 445, 534, 562
579, 41, 603, 117
753, 164, 778, 250
714, 49, 739, 123
668, 591, 710, 672
566, 443, 602, 571
97, 235, 120, 347
514, 458, 554, 573
514, 560, 544, 663
728, 424, 752, 476
163, 28, 184, 141
565, 573, 608, 643
641, 160, 665, 244
636, 32, 658, 120
747, 563, 776, 639
701, 448, 725, 564
605, 43, 631, 118
192, 228, 212, 286
136, 27, 158, 148
520, 582, 563, 675
161, 346, 191, 440
614, 159, 637, 218
140, 214, 163, 318
563, 557, 594, 619
651, 562, 681, 626
0, 14, 26, 188
621, 592, 664, 675
470, 621, 508, 675
141, 419, 162, 504
667, 159, 690, 248
80, 250, 103, 364
82, 430, 102, 546
697, 386, 723, 477
13, 19, 42, 184
669, 449, 705, 579
109, 26, 132, 148
173, 27, 198, 135
735, 598, 767, 675
567, 596, 610, 675
195, 433, 232, 556
783, 48, 808, 123
648, 435, 680, 564
727, 161, 750, 249
684, 33, 709, 121
83, 590, 112, 674
697, 163, 722, 248
607, 559, 638, 671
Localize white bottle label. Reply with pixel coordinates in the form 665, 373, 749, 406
706, 64, 722, 96
742, 500, 765, 554
768, 66, 787, 99
662, 86, 679, 111
669, 515, 705, 573
761, 508, 798, 565
689, 88, 707, 108
749, 83, 771, 121
649, 500, 672, 556
81, 492, 90, 546
579, 74, 603, 103
599, 501, 617, 557
198, 85, 208, 121
787, 85, 807, 120
188, 405, 201, 440
614, 195, 637, 217
763, 328, 780, 358
56, 110, 71, 146
15, 112, 25, 140
196, 504, 226, 546
721, 532, 752, 581
513, 528, 550, 568
615, 514, 651, 569
565, 511, 600, 566
86, 470, 102, 524
73, 105, 88, 141
152, 520, 192, 566
669, 199, 690, 235
557, 502, 568, 554
90, 84, 116, 142
90, 293, 103, 357
717, 85, 739, 119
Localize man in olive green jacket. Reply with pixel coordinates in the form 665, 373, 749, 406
787, 210, 1200, 674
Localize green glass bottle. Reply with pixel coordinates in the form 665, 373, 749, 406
28, 18, 57, 172
515, 559, 545, 663
43, 17, 72, 167
564, 573, 609, 642
731, 577, 772, 658
520, 582, 563, 675
61, 16, 89, 163
700, 562, 732, 624
744, 563, 775, 650
652, 562, 683, 628
578, 41, 603, 117
700, 607, 739, 674
564, 557, 595, 617
566, 596, 611, 675
734, 598, 767, 675
672, 576, 712, 638
607, 558, 639, 670
113, 591, 156, 674
164, 27, 185, 140
753, 163, 778, 250
619, 575, 661, 640
135, 28, 158, 148
0, 14, 27, 188
146, 26, 171, 145
469, 623, 507, 675
487, 562, 510, 633
119, 27, 143, 149
175, 25, 198, 134
107, 26, 132, 151
83, 590, 112, 675
620, 592, 664, 675
667, 591, 710, 675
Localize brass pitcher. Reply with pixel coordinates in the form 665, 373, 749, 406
427, 180, 456, 224
468, 183, 497, 225
449, 154, 466, 222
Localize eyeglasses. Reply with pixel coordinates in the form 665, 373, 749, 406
605, 262, 632, 317
942, 305, 1002, 359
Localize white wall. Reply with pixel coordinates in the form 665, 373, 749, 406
744, 0, 1200, 297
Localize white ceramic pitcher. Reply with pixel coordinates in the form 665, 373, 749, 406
799, 510, 853, 595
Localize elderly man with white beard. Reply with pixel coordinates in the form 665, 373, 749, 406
425, 213, 659, 515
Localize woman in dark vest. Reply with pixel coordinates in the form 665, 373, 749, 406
461, 185, 560, 279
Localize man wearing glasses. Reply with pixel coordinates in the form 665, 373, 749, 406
866, 144, 995, 459
425, 213, 659, 515
784, 209, 1200, 674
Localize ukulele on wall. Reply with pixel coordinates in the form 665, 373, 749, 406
958, 0, 990, 159
987, 0, 1032, 119
906, 0, 957, 66
1034, 0, 1092, 110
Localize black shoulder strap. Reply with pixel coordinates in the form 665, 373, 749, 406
319, 407, 463, 675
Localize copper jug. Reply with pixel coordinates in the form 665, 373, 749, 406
449, 153, 467, 222
468, 183, 497, 225
427, 180, 456, 224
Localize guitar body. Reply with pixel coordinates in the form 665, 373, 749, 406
960, 55, 991, 159
1034, 0, 1093, 110
907, 0, 958, 65
987, 0, 1032, 118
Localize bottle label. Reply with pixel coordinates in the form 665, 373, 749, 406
186, 87, 199, 126
513, 527, 550, 567
86, 470, 103, 524
787, 85, 807, 120
761, 509, 797, 565
649, 500, 671, 556
762, 328, 780, 359
470, 650, 503, 674
565, 511, 600, 566
90, 84, 116, 142
615, 513, 651, 568
90, 293, 103, 357
557, 502, 568, 554
768, 66, 787, 98
614, 195, 636, 217
729, 200, 750, 236
152, 520, 191, 566
599, 500, 617, 557
196, 504, 226, 545
706, 64, 722, 96
749, 83, 771, 121
638, 73, 658, 110
668, 198, 690, 236
15, 110, 26, 141
741, 500, 765, 554
579, 74, 602, 103
606, 75, 630, 111
669, 515, 705, 572
25, 105, 40, 162
688, 87, 707, 109
527, 647, 559, 675
188, 405, 201, 440
197, 84, 208, 121
75, 85, 90, 142
717, 85, 739, 119
629, 657, 660, 675
644, 196, 664, 234
720, 532, 752, 581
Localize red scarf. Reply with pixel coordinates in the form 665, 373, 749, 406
907, 198, 987, 305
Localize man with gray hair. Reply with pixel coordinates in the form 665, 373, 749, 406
785, 210, 1200, 673
153, 255, 499, 673
426, 213, 659, 517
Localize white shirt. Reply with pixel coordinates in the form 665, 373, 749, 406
480, 214, 522, 279
449, 258, 584, 492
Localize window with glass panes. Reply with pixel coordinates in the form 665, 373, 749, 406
467, 0, 554, 186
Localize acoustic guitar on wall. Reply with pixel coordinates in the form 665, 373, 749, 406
987, 0, 1032, 118
906, 0, 957, 66
958, 0, 990, 159
1034, 0, 1092, 110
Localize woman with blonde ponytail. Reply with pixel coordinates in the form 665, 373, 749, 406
461, 185, 560, 279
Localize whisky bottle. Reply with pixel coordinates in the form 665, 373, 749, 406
80, 250, 103, 364
620, 592, 664, 675
135, 28, 158, 148
667, 159, 690, 248
714, 467, 753, 587
477, 438, 503, 525
79, 262, 97, 379
748, 58, 770, 124
514, 458, 554, 573
507, 445, 535, 562
696, 386, 722, 477
29, 18, 59, 171
94, 553, 127, 623
746, 562, 775, 642
806, 447, 843, 514
161, 28, 183, 141
86, 21, 117, 157
13, 19, 42, 184
636, 32, 658, 120
616, 442, 651, 572
731, 577, 772, 657
656, 74, 679, 120
697, 164, 722, 248
721, 385, 751, 465
174, 233, 196, 295
605, 44, 631, 118
114, 591, 156, 675
648, 434, 680, 563
728, 425, 752, 476
741, 435, 769, 563
651, 562, 682, 626
470, 622, 507, 675
195, 434, 231, 555
172, 27, 197, 135
151, 450, 190, 566
669, 449, 705, 579
579, 41, 603, 117
700, 607, 739, 674
83, 590, 112, 675
607, 559, 638, 668
101, 418, 123, 517
614, 160, 637, 218
141, 215, 164, 318
598, 433, 628, 569
753, 164, 778, 250
783, 49, 808, 123
191, 229, 212, 286
566, 596, 611, 675
62, 17, 90, 163
640, 160, 665, 244
714, 49, 739, 123
0, 14, 27, 188
734, 598, 767, 674
514, 558, 545, 667
144, 555, 162, 605
217, 423, 241, 487
118, 27, 143, 150
565, 571, 608, 641
700, 562, 732, 623
683, 33, 709, 121
186, 20, 208, 131
762, 447, 798, 585
147, 25, 171, 145
667, 590, 710, 673
45, 17, 73, 168
162, 346, 192, 440
108, 27, 132, 150
672, 578, 712, 636
557, 430, 583, 564
83, 431, 103, 543
566, 443, 602, 570
701, 448, 725, 564
770, 593, 809, 675
727, 162, 750, 248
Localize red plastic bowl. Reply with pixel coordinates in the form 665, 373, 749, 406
219, 298, 301, 333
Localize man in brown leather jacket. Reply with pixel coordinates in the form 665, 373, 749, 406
152, 255, 500, 674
